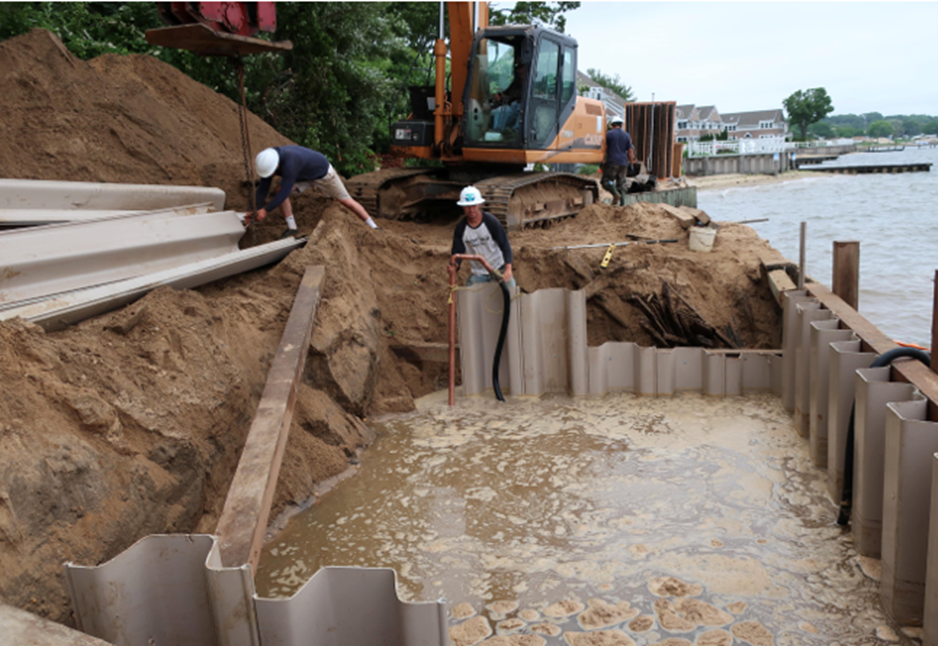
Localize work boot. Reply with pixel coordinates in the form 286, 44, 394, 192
279, 228, 299, 240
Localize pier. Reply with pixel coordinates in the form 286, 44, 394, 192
804, 162, 932, 174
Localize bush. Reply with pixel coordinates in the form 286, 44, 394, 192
578, 164, 600, 175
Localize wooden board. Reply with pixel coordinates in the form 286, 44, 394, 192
215, 266, 324, 570
808, 282, 938, 422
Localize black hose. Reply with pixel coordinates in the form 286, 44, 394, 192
491, 280, 511, 402
836, 346, 931, 526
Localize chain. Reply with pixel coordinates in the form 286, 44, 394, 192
234, 58, 256, 246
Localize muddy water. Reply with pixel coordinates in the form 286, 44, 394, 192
256, 392, 908, 645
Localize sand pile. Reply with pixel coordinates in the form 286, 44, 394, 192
0, 29, 291, 206
0, 29, 790, 628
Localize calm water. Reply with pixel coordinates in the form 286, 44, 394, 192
697, 146, 937, 347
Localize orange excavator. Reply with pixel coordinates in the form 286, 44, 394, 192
347, 2, 607, 229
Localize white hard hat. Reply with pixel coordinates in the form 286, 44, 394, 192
457, 185, 485, 207
610, 116, 623, 126
255, 148, 280, 178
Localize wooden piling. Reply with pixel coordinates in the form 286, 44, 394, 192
832, 241, 860, 310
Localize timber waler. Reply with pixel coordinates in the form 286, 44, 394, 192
347, 2, 606, 230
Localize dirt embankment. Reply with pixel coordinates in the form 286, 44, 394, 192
0, 29, 789, 626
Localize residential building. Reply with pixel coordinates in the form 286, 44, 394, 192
577, 71, 626, 123
719, 109, 789, 140
675, 105, 723, 142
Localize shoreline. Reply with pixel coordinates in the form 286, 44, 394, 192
685, 169, 831, 193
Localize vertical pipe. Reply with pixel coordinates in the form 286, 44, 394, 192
932, 269, 937, 373
832, 241, 860, 310
473, 1, 479, 32
798, 222, 806, 290
448, 264, 457, 406
439, 1, 444, 39
433, 37, 447, 149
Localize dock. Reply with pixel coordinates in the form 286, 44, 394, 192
804, 162, 931, 174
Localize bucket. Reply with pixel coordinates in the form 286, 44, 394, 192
688, 226, 716, 252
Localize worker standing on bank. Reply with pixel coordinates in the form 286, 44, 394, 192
450, 186, 516, 287
602, 116, 635, 206
249, 145, 380, 238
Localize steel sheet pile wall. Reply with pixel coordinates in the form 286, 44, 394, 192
780, 289, 938, 637
456, 282, 782, 398
624, 102, 676, 180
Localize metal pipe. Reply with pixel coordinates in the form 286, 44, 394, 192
473, 1, 479, 32
448, 263, 457, 406
551, 238, 678, 250
798, 221, 806, 290
439, 1, 444, 39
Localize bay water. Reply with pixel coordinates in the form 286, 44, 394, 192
697, 145, 937, 347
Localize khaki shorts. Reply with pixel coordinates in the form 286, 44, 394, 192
293, 165, 350, 201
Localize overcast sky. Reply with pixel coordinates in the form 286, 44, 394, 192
559, 2, 938, 117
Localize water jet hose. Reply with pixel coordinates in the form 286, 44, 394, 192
448, 254, 511, 406
836, 346, 931, 526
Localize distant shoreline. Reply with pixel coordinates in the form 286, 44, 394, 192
686, 170, 831, 193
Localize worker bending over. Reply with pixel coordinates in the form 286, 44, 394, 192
450, 186, 516, 287
602, 116, 635, 206
249, 145, 379, 238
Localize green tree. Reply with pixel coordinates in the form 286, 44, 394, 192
585, 68, 635, 102
490, 1, 581, 33
866, 120, 895, 138
807, 121, 835, 139
783, 88, 834, 141
835, 126, 864, 138
923, 120, 938, 135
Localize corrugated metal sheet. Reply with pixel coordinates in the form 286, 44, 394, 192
1, 238, 303, 331
0, 179, 226, 225
0, 205, 241, 304
456, 283, 783, 397
64, 535, 446, 646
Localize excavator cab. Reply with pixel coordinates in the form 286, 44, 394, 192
464, 26, 578, 152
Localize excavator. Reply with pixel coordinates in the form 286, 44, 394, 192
146, 2, 606, 230
347, 2, 608, 230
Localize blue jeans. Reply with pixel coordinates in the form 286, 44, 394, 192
466, 265, 516, 288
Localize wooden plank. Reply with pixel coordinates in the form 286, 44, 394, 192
767, 268, 797, 306
832, 241, 860, 309
679, 205, 711, 226
658, 203, 696, 229
216, 266, 325, 570
808, 281, 938, 422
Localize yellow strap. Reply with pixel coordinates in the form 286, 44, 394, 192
600, 243, 615, 268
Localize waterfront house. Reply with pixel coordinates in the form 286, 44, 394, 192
719, 109, 789, 140
675, 105, 723, 142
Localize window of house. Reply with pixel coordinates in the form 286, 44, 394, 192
678, 121, 687, 129
760, 120, 773, 129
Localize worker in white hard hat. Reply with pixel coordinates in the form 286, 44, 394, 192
450, 186, 515, 287
603, 116, 635, 206
248, 146, 379, 238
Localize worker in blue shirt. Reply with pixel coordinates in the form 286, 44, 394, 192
602, 116, 635, 206
249, 146, 378, 238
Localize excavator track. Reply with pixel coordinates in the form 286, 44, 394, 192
345, 167, 429, 220
475, 172, 599, 230
347, 169, 598, 229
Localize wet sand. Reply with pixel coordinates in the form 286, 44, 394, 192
256, 391, 910, 645
687, 170, 831, 193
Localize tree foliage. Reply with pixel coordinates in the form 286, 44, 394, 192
866, 120, 895, 138
783, 88, 833, 141
490, 1, 581, 33
585, 68, 635, 102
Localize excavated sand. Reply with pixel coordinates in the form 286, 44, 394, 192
0, 28, 793, 628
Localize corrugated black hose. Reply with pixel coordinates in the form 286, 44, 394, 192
492, 280, 511, 402
836, 346, 931, 526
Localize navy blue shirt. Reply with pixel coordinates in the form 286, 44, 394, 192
255, 146, 331, 212
606, 127, 633, 165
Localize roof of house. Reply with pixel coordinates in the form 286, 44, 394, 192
577, 70, 629, 107
720, 109, 785, 127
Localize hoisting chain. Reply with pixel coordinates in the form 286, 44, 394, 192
234, 58, 256, 246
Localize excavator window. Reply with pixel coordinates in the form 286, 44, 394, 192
531, 39, 560, 143
466, 36, 525, 145
561, 49, 576, 104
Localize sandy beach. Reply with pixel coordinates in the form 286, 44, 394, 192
685, 169, 830, 192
